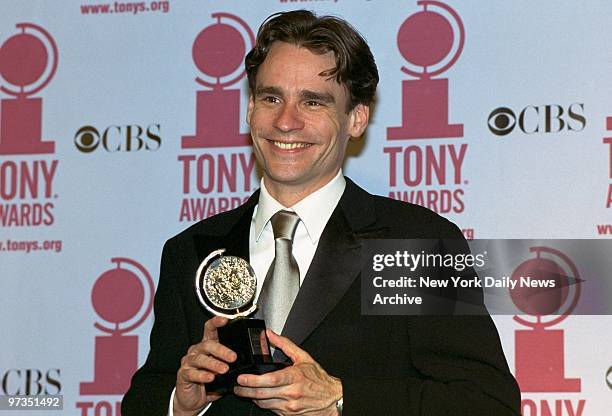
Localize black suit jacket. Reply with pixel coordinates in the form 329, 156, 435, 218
122, 178, 520, 415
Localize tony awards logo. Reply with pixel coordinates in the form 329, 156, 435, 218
182, 12, 254, 148
80, 258, 154, 395
510, 246, 581, 392
387, 0, 464, 140
0, 23, 58, 154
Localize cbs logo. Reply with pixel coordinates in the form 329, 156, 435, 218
1, 368, 61, 395
74, 124, 161, 153
488, 103, 586, 136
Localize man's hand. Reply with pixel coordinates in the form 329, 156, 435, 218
174, 316, 237, 416
234, 329, 342, 416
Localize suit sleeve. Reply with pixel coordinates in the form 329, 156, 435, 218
341, 315, 520, 415
122, 240, 192, 416
342, 220, 521, 415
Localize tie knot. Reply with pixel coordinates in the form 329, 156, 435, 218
270, 210, 300, 241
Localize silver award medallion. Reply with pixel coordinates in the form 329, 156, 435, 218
194, 249, 288, 392
195, 249, 257, 318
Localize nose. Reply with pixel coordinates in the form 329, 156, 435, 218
273, 103, 305, 132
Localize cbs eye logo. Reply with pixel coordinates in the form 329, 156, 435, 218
487, 103, 586, 137
74, 126, 99, 153
74, 124, 161, 153
487, 107, 516, 136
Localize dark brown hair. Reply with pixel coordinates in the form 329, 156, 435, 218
245, 10, 379, 111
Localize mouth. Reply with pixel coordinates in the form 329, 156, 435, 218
270, 140, 311, 150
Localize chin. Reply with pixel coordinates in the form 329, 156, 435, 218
266, 165, 305, 180
265, 169, 312, 185
267, 174, 304, 185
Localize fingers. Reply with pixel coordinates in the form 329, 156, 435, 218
178, 333, 237, 385
187, 338, 237, 364
177, 366, 216, 385
185, 316, 236, 379
183, 350, 229, 376
234, 372, 323, 414
203, 315, 229, 341
234, 385, 287, 400
266, 329, 313, 363
177, 342, 235, 390
237, 367, 294, 389
234, 335, 342, 415
174, 317, 235, 413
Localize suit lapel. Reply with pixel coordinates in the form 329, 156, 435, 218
192, 192, 259, 265
279, 179, 378, 356
280, 207, 360, 348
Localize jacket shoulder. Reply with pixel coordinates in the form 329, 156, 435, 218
165, 196, 256, 247
368, 193, 463, 239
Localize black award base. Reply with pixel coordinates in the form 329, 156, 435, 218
206, 318, 288, 393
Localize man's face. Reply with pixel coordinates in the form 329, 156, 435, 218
247, 42, 368, 202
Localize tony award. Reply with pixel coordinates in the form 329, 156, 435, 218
195, 249, 287, 392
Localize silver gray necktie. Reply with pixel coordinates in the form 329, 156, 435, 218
259, 210, 301, 335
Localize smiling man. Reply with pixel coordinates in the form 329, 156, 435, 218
247, 41, 369, 207
122, 10, 520, 416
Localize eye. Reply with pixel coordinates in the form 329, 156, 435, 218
488, 107, 516, 136
304, 100, 323, 107
260, 95, 280, 104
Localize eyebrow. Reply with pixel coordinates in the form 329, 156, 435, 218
254, 86, 282, 97
254, 86, 336, 104
300, 90, 335, 104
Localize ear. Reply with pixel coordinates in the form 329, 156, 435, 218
247, 95, 255, 126
347, 104, 369, 140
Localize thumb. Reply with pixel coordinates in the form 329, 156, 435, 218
203, 316, 228, 341
266, 329, 312, 363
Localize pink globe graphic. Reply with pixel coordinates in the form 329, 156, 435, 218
92, 267, 145, 325
509, 257, 569, 317
193, 23, 245, 78
398, 10, 453, 68
0, 33, 48, 87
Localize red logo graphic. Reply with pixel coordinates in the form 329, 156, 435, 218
510, 246, 581, 392
80, 258, 154, 395
387, 1, 464, 140
182, 13, 254, 149
0, 23, 58, 154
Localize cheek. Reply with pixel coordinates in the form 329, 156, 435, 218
249, 112, 263, 134
250, 136, 267, 163
249, 107, 272, 132
304, 113, 343, 139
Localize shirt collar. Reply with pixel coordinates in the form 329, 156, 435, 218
254, 170, 346, 244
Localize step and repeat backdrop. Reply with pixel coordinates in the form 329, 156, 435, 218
1, 0, 611, 414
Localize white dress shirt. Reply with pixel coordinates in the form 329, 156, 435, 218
169, 171, 346, 416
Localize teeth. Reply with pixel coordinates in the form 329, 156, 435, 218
272, 141, 308, 150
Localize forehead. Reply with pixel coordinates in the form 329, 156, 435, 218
256, 41, 346, 97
